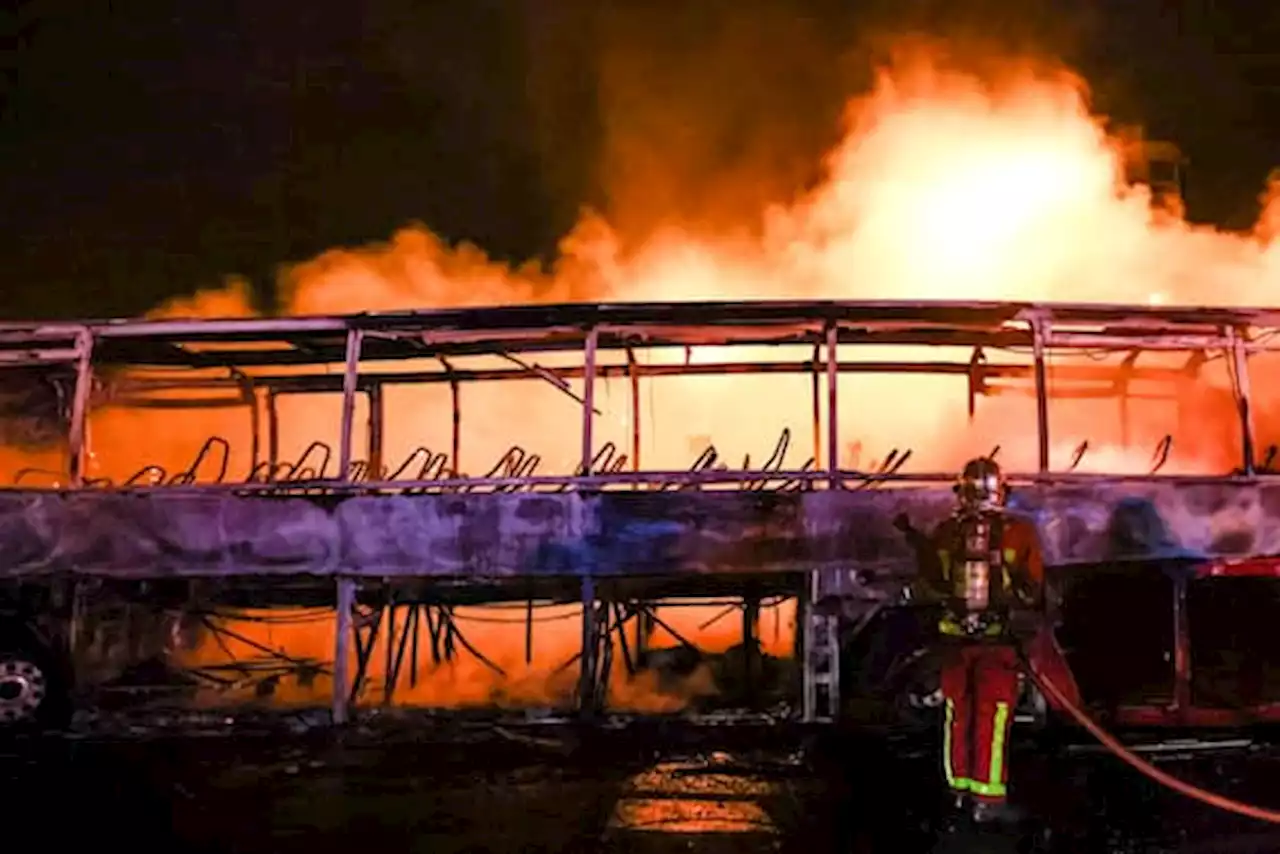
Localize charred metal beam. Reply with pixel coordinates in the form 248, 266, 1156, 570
39, 464, 1279, 498
61, 326, 1143, 368
1032, 318, 1050, 474
333, 577, 356, 724
18, 299, 1280, 374
825, 323, 840, 490
68, 329, 95, 487
579, 574, 597, 720
171, 359, 1191, 396
367, 383, 384, 480
627, 348, 641, 475
582, 327, 598, 476
337, 329, 363, 482
1229, 326, 1257, 475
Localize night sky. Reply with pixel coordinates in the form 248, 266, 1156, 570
2, 0, 1277, 320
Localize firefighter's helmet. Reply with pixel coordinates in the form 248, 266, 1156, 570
955, 457, 1005, 513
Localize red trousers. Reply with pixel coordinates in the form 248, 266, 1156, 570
939, 628, 1080, 803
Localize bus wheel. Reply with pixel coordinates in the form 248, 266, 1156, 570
0, 632, 68, 731
0, 653, 48, 726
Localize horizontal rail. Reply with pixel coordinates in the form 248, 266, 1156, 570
107, 362, 1197, 397
4, 467, 1278, 496
29, 297, 1280, 337
99, 358, 1202, 396
24, 328, 1280, 371
0, 299, 1278, 362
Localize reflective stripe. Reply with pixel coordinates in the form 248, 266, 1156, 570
964, 701, 1011, 799
966, 777, 1007, 798
944, 698, 1011, 798
939, 618, 1004, 637
988, 701, 1010, 789
943, 700, 1012, 797
1002, 547, 1017, 565
943, 698, 963, 791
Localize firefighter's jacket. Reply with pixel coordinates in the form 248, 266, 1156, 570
920, 514, 1042, 639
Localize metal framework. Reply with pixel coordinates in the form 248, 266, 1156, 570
1, 298, 1274, 491
4, 298, 1280, 726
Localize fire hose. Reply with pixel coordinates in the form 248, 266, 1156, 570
1018, 647, 1280, 824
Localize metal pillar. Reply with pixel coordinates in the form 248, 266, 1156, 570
367, 383, 384, 480
1228, 326, 1256, 475
801, 572, 840, 723
333, 577, 356, 724
825, 323, 839, 488
240, 373, 261, 474
337, 328, 364, 481
579, 574, 597, 719
1032, 318, 1051, 473
266, 389, 280, 472
578, 327, 601, 718
581, 327, 599, 475
524, 598, 535, 665
811, 345, 822, 466
627, 347, 641, 475
635, 608, 651, 668
67, 328, 95, 487
743, 596, 760, 706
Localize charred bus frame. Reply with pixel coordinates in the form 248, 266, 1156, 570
0, 299, 1274, 729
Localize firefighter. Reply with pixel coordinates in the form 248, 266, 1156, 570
911, 457, 1080, 825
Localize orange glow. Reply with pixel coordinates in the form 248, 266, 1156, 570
608, 758, 779, 834
14, 45, 1280, 710
172, 601, 795, 711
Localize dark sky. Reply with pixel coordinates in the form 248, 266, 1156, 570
1, 0, 1277, 320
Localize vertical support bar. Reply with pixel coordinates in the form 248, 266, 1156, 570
409, 605, 421, 688
579, 574, 597, 719
525, 597, 535, 665
1031, 318, 1050, 474
67, 328, 94, 487
367, 383, 384, 480
450, 380, 461, 476
626, 347, 641, 475
800, 573, 815, 722
825, 323, 839, 489
742, 595, 760, 707
1116, 353, 1136, 450
811, 345, 821, 467
338, 328, 364, 481
1228, 326, 1256, 475
266, 389, 280, 472
439, 356, 461, 476
581, 327, 599, 476
383, 591, 396, 705
243, 377, 261, 475
333, 577, 356, 724
635, 606, 650, 668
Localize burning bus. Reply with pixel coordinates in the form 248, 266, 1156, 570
1, 299, 1280, 734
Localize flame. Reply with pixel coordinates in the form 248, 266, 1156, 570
19, 44, 1280, 711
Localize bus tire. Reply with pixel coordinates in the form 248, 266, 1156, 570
0, 622, 70, 732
